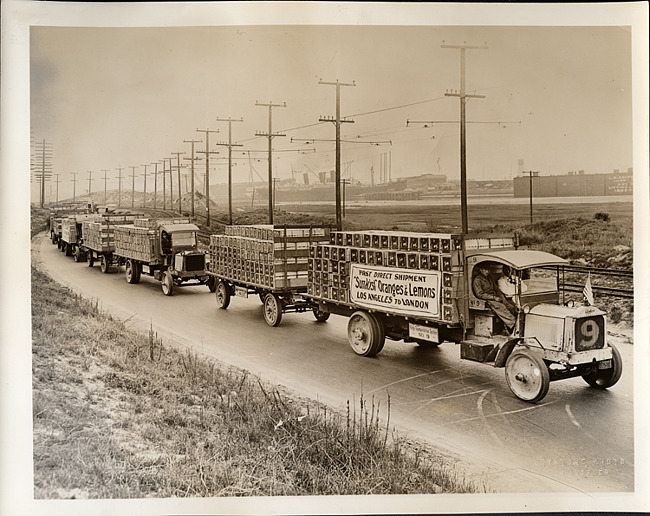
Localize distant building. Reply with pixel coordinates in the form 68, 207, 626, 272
513, 169, 633, 198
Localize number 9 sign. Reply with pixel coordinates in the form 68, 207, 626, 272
575, 317, 603, 350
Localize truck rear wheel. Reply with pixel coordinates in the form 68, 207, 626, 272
263, 293, 283, 327
65, 243, 72, 256
505, 350, 550, 403
347, 311, 385, 357
216, 281, 231, 309
207, 276, 217, 293
582, 343, 623, 389
125, 260, 140, 284
88, 252, 95, 267
161, 270, 174, 296
313, 307, 330, 322
100, 255, 110, 273
73, 247, 86, 262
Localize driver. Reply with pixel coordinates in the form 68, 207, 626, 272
473, 264, 516, 335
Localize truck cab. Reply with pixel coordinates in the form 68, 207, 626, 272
156, 224, 208, 294
462, 248, 622, 402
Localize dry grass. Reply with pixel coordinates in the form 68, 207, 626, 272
31, 265, 477, 499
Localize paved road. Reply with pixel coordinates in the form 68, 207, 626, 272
35, 235, 635, 493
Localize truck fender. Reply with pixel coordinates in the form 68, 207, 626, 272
494, 338, 522, 368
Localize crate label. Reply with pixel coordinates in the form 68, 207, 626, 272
350, 264, 440, 318
235, 286, 248, 298
409, 323, 439, 343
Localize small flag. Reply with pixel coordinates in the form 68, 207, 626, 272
583, 273, 594, 306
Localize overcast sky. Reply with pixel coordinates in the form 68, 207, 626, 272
29, 16, 633, 201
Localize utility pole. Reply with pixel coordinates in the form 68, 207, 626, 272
341, 178, 350, 218
171, 152, 185, 214
101, 170, 109, 205
255, 102, 286, 225
54, 173, 61, 205
196, 128, 219, 226
116, 166, 124, 207
141, 164, 150, 208
166, 157, 174, 211
442, 41, 487, 235
31, 139, 52, 207
184, 138, 202, 219
319, 79, 356, 231
161, 159, 168, 210
87, 170, 94, 198
152, 162, 161, 210
523, 170, 539, 224
129, 166, 138, 209
215, 117, 244, 225
71, 172, 78, 201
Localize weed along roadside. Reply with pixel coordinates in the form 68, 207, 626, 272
31, 264, 477, 498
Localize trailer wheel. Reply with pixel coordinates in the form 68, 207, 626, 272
313, 308, 330, 322
100, 255, 110, 273
161, 270, 174, 296
505, 350, 550, 403
263, 293, 283, 327
216, 281, 231, 309
582, 343, 623, 389
51, 233, 57, 244
88, 252, 95, 267
347, 311, 385, 357
73, 248, 82, 262
125, 259, 140, 284
65, 243, 72, 257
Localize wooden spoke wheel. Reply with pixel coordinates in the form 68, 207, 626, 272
263, 293, 283, 327
100, 255, 110, 273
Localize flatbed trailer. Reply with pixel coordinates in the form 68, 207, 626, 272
206, 224, 331, 326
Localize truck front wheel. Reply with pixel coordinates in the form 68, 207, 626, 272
161, 271, 174, 296
505, 350, 550, 403
347, 311, 385, 357
582, 343, 623, 389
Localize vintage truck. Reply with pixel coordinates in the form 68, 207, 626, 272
207, 227, 619, 403
113, 218, 211, 295
298, 229, 622, 402
49, 202, 97, 249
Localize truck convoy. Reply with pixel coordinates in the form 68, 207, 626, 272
48, 215, 623, 403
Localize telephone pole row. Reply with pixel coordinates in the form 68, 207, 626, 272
183, 139, 203, 218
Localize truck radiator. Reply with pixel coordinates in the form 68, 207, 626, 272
574, 315, 606, 351
184, 253, 206, 272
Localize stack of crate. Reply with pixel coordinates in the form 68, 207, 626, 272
82, 215, 142, 253
307, 230, 464, 322
114, 225, 158, 263
82, 221, 114, 252
208, 225, 330, 290
60, 218, 78, 244
133, 218, 190, 230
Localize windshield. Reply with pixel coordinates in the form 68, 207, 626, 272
521, 267, 558, 294
172, 231, 196, 248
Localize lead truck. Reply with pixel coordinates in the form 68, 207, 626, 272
211, 226, 621, 403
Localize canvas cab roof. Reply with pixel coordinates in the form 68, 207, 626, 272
160, 223, 199, 233
468, 249, 568, 269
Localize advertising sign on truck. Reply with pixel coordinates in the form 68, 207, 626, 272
349, 264, 441, 318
